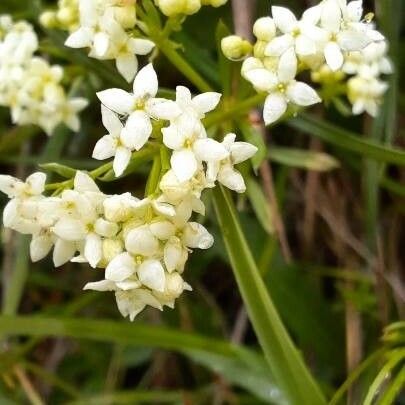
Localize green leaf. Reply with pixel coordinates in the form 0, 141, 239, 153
288, 114, 405, 165
0, 315, 280, 403
268, 147, 340, 171
239, 121, 267, 171
39, 163, 77, 179
213, 186, 326, 405
246, 177, 274, 235
186, 350, 284, 404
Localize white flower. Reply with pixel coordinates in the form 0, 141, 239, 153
206, 133, 257, 192
347, 75, 388, 116
93, 105, 133, 177
245, 48, 321, 124
163, 116, 229, 182
318, 0, 372, 71
97, 64, 180, 155
106, 21, 155, 82
265, 6, 324, 57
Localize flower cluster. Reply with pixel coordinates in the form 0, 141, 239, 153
155, 0, 227, 17
50, 0, 155, 82
222, 0, 391, 123
0, 64, 257, 320
0, 15, 87, 135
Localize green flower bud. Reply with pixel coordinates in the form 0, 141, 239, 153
221, 35, 252, 61
39, 11, 58, 28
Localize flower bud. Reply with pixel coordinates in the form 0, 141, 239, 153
113, 5, 136, 29
39, 11, 58, 28
221, 35, 252, 61
253, 17, 276, 41
100, 239, 123, 268
201, 0, 227, 6
253, 40, 267, 59
156, 0, 201, 16
57, 7, 76, 26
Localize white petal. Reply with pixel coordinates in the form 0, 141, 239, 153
321, 0, 341, 31
137, 259, 166, 292
286, 81, 321, 106
84, 279, 117, 291
146, 99, 181, 120
115, 290, 145, 320
97, 89, 133, 115
93, 31, 109, 57
263, 93, 287, 125
53, 218, 86, 241
0, 175, 19, 198
101, 104, 124, 136
162, 125, 186, 150
30, 235, 53, 262
65, 27, 93, 48
3, 199, 19, 227
171, 149, 198, 182
93, 135, 117, 160
175, 86, 192, 107
164, 239, 183, 273
324, 42, 344, 71
116, 280, 141, 290
125, 225, 159, 256
26, 172, 46, 195
338, 30, 370, 51
193, 138, 229, 162
133, 63, 158, 98
106, 252, 136, 282
230, 142, 258, 164
183, 222, 214, 249
302, 5, 321, 24
278, 47, 297, 82
113, 147, 132, 177
149, 221, 176, 240
152, 200, 176, 217
271, 6, 297, 33
74, 171, 99, 193
244, 68, 278, 92
191, 92, 222, 115
121, 111, 152, 150
53, 239, 76, 267
295, 35, 316, 56
129, 38, 155, 55
265, 35, 294, 57
347, 1, 363, 22
218, 166, 246, 193
94, 218, 118, 238
84, 233, 102, 268
116, 53, 138, 82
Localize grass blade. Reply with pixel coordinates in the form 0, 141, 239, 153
213, 186, 326, 405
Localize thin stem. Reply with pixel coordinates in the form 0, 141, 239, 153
158, 39, 213, 93
14, 365, 45, 405
204, 93, 266, 128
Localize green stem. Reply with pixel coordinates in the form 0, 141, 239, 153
157, 39, 213, 93
203, 93, 267, 128
145, 154, 162, 197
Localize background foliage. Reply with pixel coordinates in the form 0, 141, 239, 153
0, 0, 404, 404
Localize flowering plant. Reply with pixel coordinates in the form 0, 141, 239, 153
0, 0, 402, 404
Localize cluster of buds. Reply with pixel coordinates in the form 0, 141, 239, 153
155, 0, 227, 17
222, 0, 392, 122
0, 64, 257, 320
40, 0, 80, 33
44, 0, 154, 82
0, 15, 87, 135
